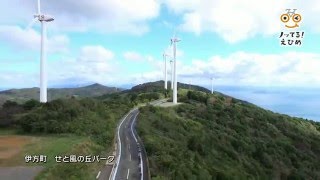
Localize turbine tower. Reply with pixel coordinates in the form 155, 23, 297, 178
170, 60, 173, 90
171, 35, 180, 104
163, 53, 169, 90
33, 0, 54, 103
211, 77, 214, 94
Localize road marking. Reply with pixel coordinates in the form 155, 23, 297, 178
140, 151, 143, 180
111, 109, 137, 180
126, 169, 130, 180
130, 113, 139, 143
130, 112, 144, 180
96, 171, 101, 179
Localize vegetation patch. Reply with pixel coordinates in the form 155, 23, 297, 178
138, 90, 320, 179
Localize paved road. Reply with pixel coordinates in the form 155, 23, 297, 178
97, 163, 113, 180
149, 99, 168, 106
100, 99, 166, 180
111, 108, 149, 180
0, 166, 44, 180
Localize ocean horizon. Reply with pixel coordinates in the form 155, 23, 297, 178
213, 86, 320, 122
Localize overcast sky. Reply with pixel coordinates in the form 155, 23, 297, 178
0, 0, 320, 88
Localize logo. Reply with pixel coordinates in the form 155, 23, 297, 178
280, 9, 302, 28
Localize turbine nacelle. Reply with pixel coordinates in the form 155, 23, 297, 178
163, 53, 170, 58
170, 38, 181, 45
34, 14, 54, 22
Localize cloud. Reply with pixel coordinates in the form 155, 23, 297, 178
0, 71, 38, 88
0, 25, 69, 53
123, 51, 162, 67
177, 51, 320, 87
47, 45, 118, 85
123, 51, 144, 62
129, 71, 163, 85
164, 0, 320, 43
79, 46, 114, 62
54, 50, 165, 86
0, 0, 161, 35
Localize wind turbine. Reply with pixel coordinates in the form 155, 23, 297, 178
211, 77, 214, 94
31, 0, 54, 103
170, 59, 174, 90
163, 53, 169, 90
171, 34, 181, 104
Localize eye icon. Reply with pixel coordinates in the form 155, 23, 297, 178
280, 10, 302, 29
280, 14, 290, 23
292, 14, 301, 22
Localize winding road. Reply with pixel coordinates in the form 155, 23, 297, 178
107, 108, 149, 180
99, 99, 167, 180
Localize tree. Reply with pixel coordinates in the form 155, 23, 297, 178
23, 99, 41, 110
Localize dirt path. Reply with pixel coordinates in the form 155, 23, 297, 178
0, 166, 44, 180
0, 136, 31, 160
0, 135, 44, 180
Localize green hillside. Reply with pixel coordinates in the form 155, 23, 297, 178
137, 89, 320, 179
2, 81, 320, 179
0, 83, 121, 105
0, 96, 133, 179
0, 81, 170, 179
128, 80, 210, 93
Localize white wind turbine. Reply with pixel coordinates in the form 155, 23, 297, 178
170, 59, 174, 90
211, 77, 214, 94
31, 0, 54, 103
163, 52, 169, 90
171, 33, 181, 104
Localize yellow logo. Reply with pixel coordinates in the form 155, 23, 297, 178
280, 9, 302, 28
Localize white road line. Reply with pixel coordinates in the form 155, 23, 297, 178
140, 152, 144, 180
130, 113, 139, 143
96, 171, 101, 179
130, 112, 144, 180
111, 109, 136, 180
126, 169, 130, 180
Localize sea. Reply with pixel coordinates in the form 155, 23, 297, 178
213, 86, 320, 122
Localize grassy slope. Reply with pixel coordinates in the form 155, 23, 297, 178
1, 83, 167, 179
0, 132, 100, 179
35, 135, 103, 180
0, 81, 171, 179
12, 97, 132, 179
137, 89, 320, 180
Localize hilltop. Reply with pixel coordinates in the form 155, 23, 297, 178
136, 83, 320, 179
127, 80, 210, 93
0, 83, 121, 105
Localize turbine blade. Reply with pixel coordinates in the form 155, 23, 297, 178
26, 18, 38, 30
37, 0, 41, 14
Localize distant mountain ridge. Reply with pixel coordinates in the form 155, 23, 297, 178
0, 83, 122, 105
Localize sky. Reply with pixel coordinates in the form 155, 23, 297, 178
0, 0, 320, 120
